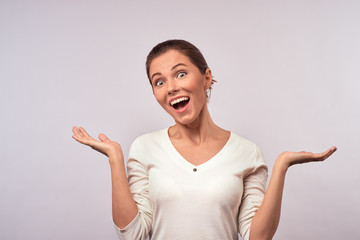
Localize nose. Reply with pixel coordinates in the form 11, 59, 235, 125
167, 78, 179, 95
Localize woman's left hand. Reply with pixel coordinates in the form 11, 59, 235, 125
277, 146, 337, 169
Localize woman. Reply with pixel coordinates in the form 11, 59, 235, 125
72, 39, 336, 240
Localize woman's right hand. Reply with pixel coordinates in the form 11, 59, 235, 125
72, 126, 124, 160
73, 126, 138, 228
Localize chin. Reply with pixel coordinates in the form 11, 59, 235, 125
175, 119, 192, 125
174, 115, 199, 126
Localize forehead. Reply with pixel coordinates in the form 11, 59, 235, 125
149, 50, 193, 75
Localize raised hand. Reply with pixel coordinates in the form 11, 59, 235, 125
72, 126, 123, 159
278, 146, 337, 168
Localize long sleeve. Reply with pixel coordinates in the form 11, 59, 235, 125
238, 146, 268, 240
113, 129, 267, 240
114, 138, 153, 240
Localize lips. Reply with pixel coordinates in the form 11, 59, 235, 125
169, 96, 190, 112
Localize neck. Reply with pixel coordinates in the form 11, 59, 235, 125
169, 104, 220, 144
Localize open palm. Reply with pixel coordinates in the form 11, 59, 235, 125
279, 146, 337, 167
72, 126, 123, 158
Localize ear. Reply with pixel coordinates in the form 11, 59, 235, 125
203, 68, 212, 90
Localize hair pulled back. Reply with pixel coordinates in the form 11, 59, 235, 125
146, 39, 215, 90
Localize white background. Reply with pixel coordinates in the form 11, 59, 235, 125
1, 0, 359, 239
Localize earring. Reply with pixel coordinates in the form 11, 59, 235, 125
206, 89, 210, 98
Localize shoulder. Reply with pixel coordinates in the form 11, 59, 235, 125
228, 132, 267, 166
129, 128, 168, 153
229, 132, 259, 152
128, 128, 169, 164
132, 128, 167, 145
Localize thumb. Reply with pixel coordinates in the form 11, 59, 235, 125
98, 133, 110, 142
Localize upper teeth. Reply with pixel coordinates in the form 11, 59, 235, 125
170, 97, 189, 106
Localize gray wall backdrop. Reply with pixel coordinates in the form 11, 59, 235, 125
1, 0, 359, 239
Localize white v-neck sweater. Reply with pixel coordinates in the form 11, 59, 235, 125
114, 128, 268, 240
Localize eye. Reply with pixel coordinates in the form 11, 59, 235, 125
176, 72, 187, 78
155, 79, 164, 86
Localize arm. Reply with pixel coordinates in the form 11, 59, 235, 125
249, 146, 337, 240
72, 126, 138, 229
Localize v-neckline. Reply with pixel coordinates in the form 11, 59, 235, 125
163, 128, 233, 170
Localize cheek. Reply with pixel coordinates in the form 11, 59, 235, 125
154, 94, 160, 102
192, 81, 207, 99
154, 90, 167, 107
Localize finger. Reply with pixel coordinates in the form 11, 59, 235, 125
72, 126, 84, 138
76, 126, 87, 139
311, 146, 337, 161
72, 126, 79, 135
78, 127, 92, 140
79, 127, 92, 139
72, 126, 78, 134
72, 126, 97, 146
72, 133, 89, 145
98, 133, 110, 142
78, 127, 98, 144
72, 132, 92, 144
320, 146, 337, 160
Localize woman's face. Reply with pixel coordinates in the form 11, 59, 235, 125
149, 50, 212, 125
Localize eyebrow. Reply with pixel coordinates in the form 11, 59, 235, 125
151, 63, 188, 81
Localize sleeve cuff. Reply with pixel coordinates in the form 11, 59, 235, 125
113, 210, 140, 233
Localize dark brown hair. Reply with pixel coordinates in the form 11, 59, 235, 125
146, 39, 216, 90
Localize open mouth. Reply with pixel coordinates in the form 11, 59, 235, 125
170, 96, 190, 110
